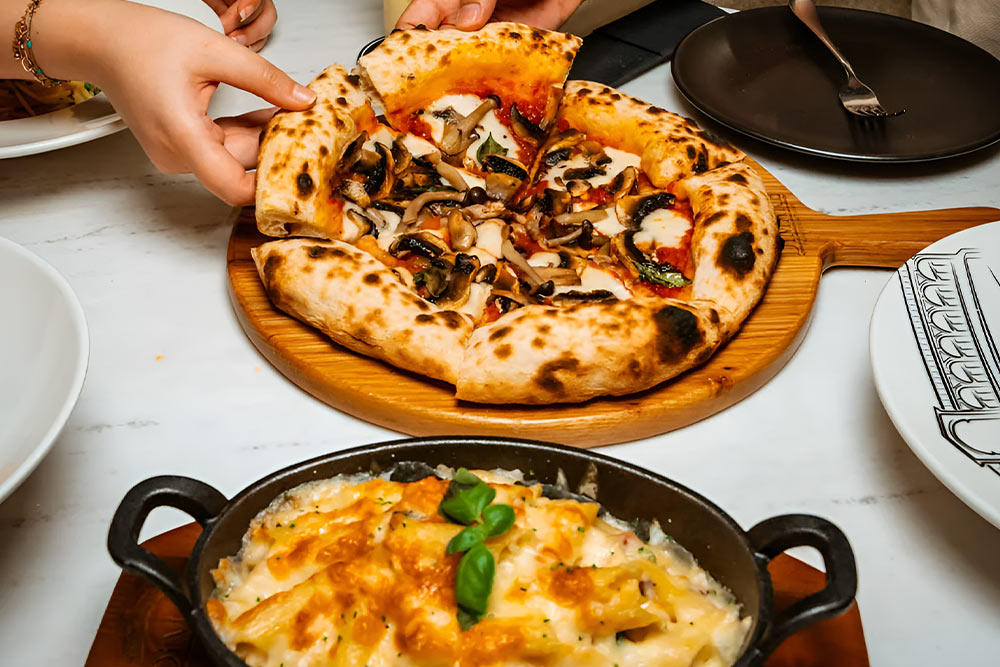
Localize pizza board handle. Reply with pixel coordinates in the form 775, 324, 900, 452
803, 206, 1000, 270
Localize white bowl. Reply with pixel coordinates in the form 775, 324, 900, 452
0, 237, 89, 502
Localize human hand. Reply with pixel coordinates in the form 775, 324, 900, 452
203, 0, 277, 51
35, 0, 313, 205
396, 0, 585, 31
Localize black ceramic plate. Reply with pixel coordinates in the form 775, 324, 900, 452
671, 7, 1000, 162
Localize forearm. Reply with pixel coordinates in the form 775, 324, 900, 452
2, 0, 132, 84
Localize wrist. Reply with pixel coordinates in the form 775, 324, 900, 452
28, 0, 121, 85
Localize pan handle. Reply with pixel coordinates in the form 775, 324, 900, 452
746, 513, 857, 661
107, 476, 228, 617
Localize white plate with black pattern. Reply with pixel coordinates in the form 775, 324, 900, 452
870, 220, 1000, 529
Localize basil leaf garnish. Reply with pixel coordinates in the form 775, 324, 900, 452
456, 606, 482, 632
636, 261, 692, 288
481, 503, 516, 537
446, 524, 489, 555
476, 133, 508, 165
455, 543, 495, 615
438, 469, 496, 525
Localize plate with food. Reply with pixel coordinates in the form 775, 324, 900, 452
0, 236, 88, 502
108, 436, 858, 666
226, 23, 1000, 446
871, 220, 1000, 529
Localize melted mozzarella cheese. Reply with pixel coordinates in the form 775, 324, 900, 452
374, 209, 402, 252
593, 206, 627, 238
362, 125, 396, 152
423, 94, 521, 169
458, 282, 492, 320
633, 207, 692, 250
399, 132, 438, 157
473, 219, 505, 259
528, 251, 561, 268
543, 147, 640, 189
554, 265, 632, 300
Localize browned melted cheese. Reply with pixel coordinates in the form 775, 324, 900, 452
207, 473, 749, 666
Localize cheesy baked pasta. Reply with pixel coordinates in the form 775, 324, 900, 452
207, 469, 750, 666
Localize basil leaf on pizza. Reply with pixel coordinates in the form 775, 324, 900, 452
250, 23, 779, 404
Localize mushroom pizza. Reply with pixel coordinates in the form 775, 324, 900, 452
251, 23, 779, 404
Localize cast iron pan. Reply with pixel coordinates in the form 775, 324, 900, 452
672, 7, 1000, 161
108, 437, 857, 666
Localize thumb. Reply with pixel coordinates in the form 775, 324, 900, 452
208, 39, 315, 111
450, 0, 497, 29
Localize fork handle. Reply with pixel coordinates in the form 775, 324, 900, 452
788, 0, 858, 80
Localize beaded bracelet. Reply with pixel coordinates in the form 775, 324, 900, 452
11, 0, 64, 87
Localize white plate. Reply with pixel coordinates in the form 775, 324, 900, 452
870, 220, 1000, 528
0, 237, 89, 502
0, 0, 220, 159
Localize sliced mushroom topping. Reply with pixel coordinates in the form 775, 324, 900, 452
337, 131, 367, 172
426, 151, 469, 191
391, 138, 413, 175
373, 200, 406, 216
393, 266, 416, 290
611, 231, 645, 276
484, 173, 521, 203
553, 209, 609, 227
606, 166, 639, 202
552, 289, 617, 304
481, 154, 529, 180
541, 128, 584, 156
533, 267, 581, 286
545, 226, 584, 247
509, 103, 546, 143
436, 253, 480, 308
463, 186, 488, 206
563, 165, 606, 182
440, 95, 501, 156
390, 231, 450, 258
540, 189, 572, 216
339, 178, 371, 208
616, 191, 677, 230
566, 180, 590, 197
492, 265, 520, 292
345, 208, 376, 239
447, 210, 477, 252
402, 191, 466, 226
531, 280, 555, 298
491, 290, 528, 312
501, 238, 544, 287
462, 201, 507, 221
362, 143, 394, 199
473, 263, 498, 284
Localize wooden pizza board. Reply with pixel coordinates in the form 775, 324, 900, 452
227, 159, 1000, 446
86, 523, 870, 666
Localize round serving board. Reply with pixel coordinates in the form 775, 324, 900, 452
227, 159, 1000, 447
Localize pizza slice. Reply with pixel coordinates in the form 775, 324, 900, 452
357, 23, 581, 205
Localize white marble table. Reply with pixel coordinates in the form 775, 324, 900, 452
2, 1, 1000, 665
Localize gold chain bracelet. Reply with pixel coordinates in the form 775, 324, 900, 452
12, 0, 64, 87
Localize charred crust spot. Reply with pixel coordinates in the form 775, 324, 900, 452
533, 354, 580, 395
537, 324, 551, 334
315, 72, 328, 81
719, 231, 756, 276
610, 93, 621, 101
709, 309, 720, 324
426, 44, 436, 53
307, 245, 344, 259
346, 74, 360, 87
416, 314, 434, 323
319, 146, 329, 156
335, 96, 348, 107
261, 254, 284, 286
577, 87, 592, 96
363, 273, 381, 285
401, 31, 415, 39
532, 337, 545, 349
749, 195, 760, 207
532, 29, 545, 41
727, 172, 748, 185
647, 106, 665, 115
734, 213, 752, 232
653, 306, 702, 364
495, 344, 512, 359
686, 145, 696, 159
489, 326, 512, 342
510, 32, 522, 40
296, 172, 314, 197
415, 300, 431, 312
703, 211, 726, 226
627, 359, 642, 378
304, 119, 317, 127
334, 117, 346, 130
437, 311, 464, 329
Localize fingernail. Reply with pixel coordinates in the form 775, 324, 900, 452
455, 3, 482, 27
293, 84, 316, 104
239, 2, 256, 22
232, 34, 248, 46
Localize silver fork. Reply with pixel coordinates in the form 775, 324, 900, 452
789, 0, 902, 118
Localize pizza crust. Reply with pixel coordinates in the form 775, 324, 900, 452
256, 65, 370, 240
252, 239, 474, 384
456, 299, 721, 404
556, 81, 743, 186
678, 162, 780, 339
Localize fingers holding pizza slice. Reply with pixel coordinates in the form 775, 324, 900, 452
249, 23, 780, 405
